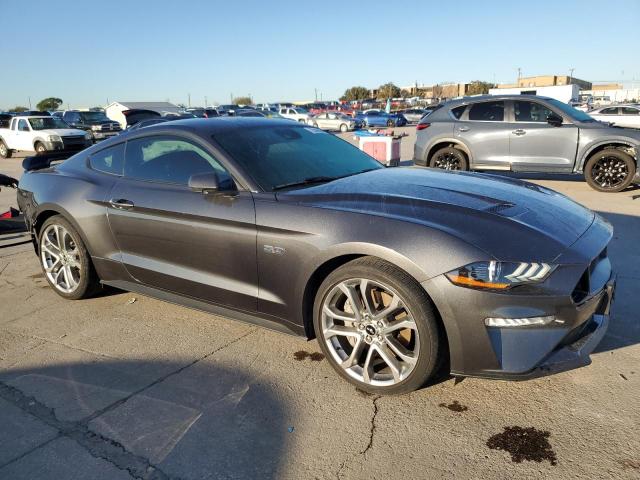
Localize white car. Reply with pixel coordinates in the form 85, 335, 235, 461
310, 112, 358, 132
589, 105, 640, 129
0, 116, 91, 157
278, 107, 312, 123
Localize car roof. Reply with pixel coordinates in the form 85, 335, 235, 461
123, 117, 302, 136
443, 94, 556, 107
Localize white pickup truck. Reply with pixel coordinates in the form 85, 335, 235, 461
0, 116, 92, 158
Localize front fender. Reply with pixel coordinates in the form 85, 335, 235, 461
576, 137, 639, 172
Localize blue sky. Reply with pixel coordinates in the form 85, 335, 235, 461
1, 0, 638, 109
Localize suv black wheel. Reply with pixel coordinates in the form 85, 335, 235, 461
430, 147, 468, 171
584, 149, 636, 193
313, 257, 441, 395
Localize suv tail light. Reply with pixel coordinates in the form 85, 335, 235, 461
416, 122, 430, 131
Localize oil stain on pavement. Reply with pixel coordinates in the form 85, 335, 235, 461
439, 400, 468, 412
293, 350, 325, 361
487, 426, 557, 466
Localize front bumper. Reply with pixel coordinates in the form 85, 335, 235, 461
91, 131, 120, 141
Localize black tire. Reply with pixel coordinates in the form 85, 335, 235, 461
38, 215, 100, 300
584, 148, 636, 193
34, 142, 47, 154
0, 140, 11, 158
386, 119, 394, 127
313, 257, 442, 395
429, 147, 469, 171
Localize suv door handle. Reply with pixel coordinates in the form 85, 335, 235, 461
109, 198, 134, 210
512, 129, 526, 136
457, 126, 470, 132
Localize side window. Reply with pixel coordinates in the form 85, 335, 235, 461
599, 107, 618, 115
90, 143, 125, 175
18, 119, 29, 131
621, 107, 639, 115
514, 101, 554, 122
124, 136, 226, 185
468, 101, 504, 121
451, 105, 466, 119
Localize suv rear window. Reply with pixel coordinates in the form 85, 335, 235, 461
468, 101, 504, 121
451, 105, 466, 119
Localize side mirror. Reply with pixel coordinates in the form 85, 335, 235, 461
188, 171, 237, 195
547, 113, 563, 127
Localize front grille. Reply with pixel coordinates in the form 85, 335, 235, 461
62, 135, 86, 148
571, 247, 608, 304
99, 123, 121, 132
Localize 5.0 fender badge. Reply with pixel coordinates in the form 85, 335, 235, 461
263, 245, 286, 255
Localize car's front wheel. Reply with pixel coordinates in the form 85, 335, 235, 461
339, 123, 348, 133
38, 215, 100, 299
34, 142, 47, 154
314, 257, 441, 395
429, 147, 468, 171
584, 148, 636, 192
0, 140, 11, 158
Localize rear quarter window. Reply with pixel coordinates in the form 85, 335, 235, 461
451, 105, 466, 119
89, 143, 125, 175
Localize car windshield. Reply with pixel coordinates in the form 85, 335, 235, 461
213, 125, 383, 191
28, 117, 69, 130
546, 99, 596, 122
80, 112, 109, 122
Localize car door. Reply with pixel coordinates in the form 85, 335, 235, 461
507, 100, 579, 172
106, 133, 258, 310
16, 119, 34, 151
620, 106, 640, 128
454, 100, 510, 169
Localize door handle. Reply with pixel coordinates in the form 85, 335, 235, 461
512, 129, 526, 136
109, 198, 134, 210
457, 126, 470, 132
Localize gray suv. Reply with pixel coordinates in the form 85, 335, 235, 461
413, 95, 640, 192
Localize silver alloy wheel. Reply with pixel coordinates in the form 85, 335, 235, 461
36, 143, 46, 153
321, 278, 420, 387
40, 224, 81, 293
0, 142, 7, 156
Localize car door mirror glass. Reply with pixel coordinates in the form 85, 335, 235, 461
547, 113, 563, 126
188, 171, 236, 194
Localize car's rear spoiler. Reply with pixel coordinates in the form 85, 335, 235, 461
22, 151, 76, 171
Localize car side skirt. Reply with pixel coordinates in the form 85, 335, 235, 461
102, 279, 305, 337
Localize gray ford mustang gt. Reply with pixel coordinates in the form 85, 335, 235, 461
17, 118, 615, 395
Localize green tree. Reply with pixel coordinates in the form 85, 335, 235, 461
466, 80, 495, 96
36, 97, 63, 111
10, 106, 28, 112
233, 96, 252, 105
377, 82, 401, 99
340, 86, 370, 102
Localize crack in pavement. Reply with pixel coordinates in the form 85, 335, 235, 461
336, 394, 381, 479
0, 327, 257, 479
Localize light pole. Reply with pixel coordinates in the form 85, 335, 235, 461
569, 68, 575, 84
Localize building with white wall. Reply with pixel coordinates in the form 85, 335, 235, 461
105, 101, 182, 128
488, 84, 579, 103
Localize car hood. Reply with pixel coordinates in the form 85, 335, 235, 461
39, 128, 87, 136
276, 168, 596, 262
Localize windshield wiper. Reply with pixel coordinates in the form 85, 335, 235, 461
272, 176, 338, 191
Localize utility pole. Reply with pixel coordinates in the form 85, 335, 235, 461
188, 93, 191, 108
28, 96, 31, 109
205, 96, 208, 107
230, 92, 233, 103
315, 88, 318, 102
517, 67, 522, 85
569, 68, 575, 84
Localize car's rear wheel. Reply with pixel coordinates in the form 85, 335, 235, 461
584, 149, 636, 192
340, 123, 348, 133
34, 142, 47, 154
430, 147, 468, 171
386, 119, 394, 127
38, 215, 100, 300
314, 257, 441, 395
0, 140, 11, 158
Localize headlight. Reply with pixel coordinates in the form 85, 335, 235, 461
48, 134, 62, 142
445, 261, 556, 290
84, 132, 92, 140
91, 125, 100, 131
